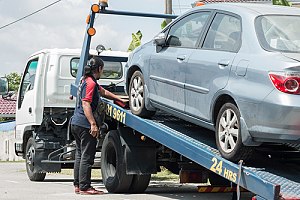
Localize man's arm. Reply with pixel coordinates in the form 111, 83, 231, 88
82, 100, 99, 137
99, 88, 124, 102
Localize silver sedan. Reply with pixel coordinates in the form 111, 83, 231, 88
125, 3, 300, 162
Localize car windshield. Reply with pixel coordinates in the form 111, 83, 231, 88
256, 15, 300, 53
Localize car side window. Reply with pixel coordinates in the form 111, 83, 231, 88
166, 12, 210, 48
203, 13, 241, 52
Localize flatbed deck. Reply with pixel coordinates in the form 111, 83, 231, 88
104, 99, 300, 200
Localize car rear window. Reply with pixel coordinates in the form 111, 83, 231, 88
256, 15, 300, 53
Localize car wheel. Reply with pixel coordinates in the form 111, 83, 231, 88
25, 137, 46, 181
215, 103, 253, 162
129, 71, 155, 118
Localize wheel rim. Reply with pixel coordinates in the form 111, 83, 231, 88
218, 108, 239, 154
26, 145, 35, 172
106, 143, 117, 178
130, 76, 144, 112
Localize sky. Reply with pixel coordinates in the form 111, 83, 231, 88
0, 0, 196, 75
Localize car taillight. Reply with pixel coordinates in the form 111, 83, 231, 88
269, 72, 300, 94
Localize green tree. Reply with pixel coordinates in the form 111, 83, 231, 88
6, 72, 21, 92
272, 0, 291, 6
0, 117, 13, 122
161, 20, 168, 29
127, 30, 143, 52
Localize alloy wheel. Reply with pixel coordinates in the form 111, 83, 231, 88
130, 76, 144, 112
218, 108, 239, 153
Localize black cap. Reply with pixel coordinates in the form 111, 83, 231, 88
89, 56, 104, 70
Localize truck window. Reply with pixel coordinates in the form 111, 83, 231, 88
18, 59, 38, 109
70, 58, 123, 79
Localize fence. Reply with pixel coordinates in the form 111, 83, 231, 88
0, 121, 23, 161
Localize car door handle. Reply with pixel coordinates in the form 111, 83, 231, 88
177, 55, 186, 61
218, 60, 230, 67
29, 107, 32, 114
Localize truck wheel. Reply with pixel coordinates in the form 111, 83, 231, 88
25, 137, 46, 181
129, 71, 155, 118
208, 172, 230, 186
129, 174, 151, 193
164, 162, 180, 174
101, 130, 133, 193
215, 103, 253, 162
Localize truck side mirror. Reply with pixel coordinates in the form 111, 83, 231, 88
153, 33, 167, 47
0, 77, 8, 95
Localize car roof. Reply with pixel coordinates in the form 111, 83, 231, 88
194, 3, 300, 16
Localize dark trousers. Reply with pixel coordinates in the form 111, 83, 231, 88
71, 124, 97, 190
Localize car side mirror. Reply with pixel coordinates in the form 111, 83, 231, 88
0, 77, 8, 95
154, 33, 167, 47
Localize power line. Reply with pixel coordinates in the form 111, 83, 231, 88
0, 0, 62, 30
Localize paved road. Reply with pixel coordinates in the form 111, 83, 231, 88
0, 162, 253, 200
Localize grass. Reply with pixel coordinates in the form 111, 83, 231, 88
59, 169, 101, 179
59, 167, 179, 181
151, 167, 179, 181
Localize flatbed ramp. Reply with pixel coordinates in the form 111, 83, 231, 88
104, 99, 300, 200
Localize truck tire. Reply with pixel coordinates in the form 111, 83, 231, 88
164, 162, 180, 175
25, 137, 46, 181
208, 172, 230, 186
101, 130, 133, 193
129, 71, 155, 118
129, 174, 151, 193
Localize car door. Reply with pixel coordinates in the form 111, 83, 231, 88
16, 55, 41, 125
149, 11, 211, 112
185, 12, 242, 120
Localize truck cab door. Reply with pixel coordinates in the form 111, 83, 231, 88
16, 56, 41, 125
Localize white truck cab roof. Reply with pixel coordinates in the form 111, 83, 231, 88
29, 48, 129, 58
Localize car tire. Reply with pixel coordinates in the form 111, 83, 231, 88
129, 71, 155, 118
101, 130, 133, 193
25, 137, 46, 181
215, 103, 253, 162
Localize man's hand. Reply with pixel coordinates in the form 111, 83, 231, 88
90, 123, 99, 138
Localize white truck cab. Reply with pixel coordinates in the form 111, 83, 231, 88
2, 48, 128, 180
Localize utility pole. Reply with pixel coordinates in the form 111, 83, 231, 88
165, 0, 172, 24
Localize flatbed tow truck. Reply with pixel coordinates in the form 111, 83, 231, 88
101, 98, 300, 200
57, 1, 300, 200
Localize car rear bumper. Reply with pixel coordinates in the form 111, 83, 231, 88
242, 90, 300, 143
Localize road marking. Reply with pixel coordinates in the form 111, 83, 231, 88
5, 180, 19, 184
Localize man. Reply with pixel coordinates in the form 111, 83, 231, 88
71, 56, 124, 195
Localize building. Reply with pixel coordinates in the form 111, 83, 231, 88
192, 0, 300, 6
0, 95, 16, 118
